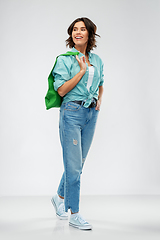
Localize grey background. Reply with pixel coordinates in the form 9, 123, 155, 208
0, 0, 160, 196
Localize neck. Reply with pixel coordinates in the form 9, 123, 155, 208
74, 44, 87, 56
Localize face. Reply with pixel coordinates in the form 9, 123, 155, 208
72, 21, 89, 47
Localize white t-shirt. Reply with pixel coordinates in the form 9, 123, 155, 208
86, 66, 94, 91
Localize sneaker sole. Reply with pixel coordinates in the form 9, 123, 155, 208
69, 222, 92, 230
51, 197, 68, 220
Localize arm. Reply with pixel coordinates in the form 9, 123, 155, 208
95, 85, 104, 111
57, 55, 86, 97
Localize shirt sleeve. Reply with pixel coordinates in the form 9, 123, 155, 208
52, 57, 71, 91
99, 62, 104, 87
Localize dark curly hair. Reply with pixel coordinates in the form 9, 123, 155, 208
66, 17, 100, 53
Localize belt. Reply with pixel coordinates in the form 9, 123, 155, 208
72, 98, 97, 108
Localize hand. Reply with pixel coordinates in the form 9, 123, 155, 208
76, 55, 87, 73
95, 99, 101, 111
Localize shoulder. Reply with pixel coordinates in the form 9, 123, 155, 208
56, 54, 74, 68
57, 54, 73, 62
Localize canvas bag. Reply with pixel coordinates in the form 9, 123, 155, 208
45, 51, 79, 110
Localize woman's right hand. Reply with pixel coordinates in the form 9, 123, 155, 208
76, 55, 87, 74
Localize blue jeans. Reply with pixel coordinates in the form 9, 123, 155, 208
57, 101, 99, 213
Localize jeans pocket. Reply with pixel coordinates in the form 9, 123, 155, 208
65, 102, 82, 111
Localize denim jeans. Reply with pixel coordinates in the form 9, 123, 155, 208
57, 101, 99, 213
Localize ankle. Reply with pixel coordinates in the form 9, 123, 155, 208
57, 194, 64, 203
58, 194, 64, 200
71, 211, 79, 215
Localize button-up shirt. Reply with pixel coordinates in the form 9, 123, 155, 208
52, 47, 104, 108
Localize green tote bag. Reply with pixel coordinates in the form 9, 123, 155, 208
45, 51, 79, 110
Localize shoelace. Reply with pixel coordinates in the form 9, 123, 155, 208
74, 214, 88, 224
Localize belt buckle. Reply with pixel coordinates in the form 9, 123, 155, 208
89, 99, 97, 108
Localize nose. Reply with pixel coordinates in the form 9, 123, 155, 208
76, 29, 81, 34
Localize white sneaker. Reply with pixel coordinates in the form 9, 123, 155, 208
69, 213, 92, 230
51, 194, 68, 220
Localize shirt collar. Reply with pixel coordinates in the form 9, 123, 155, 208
71, 47, 94, 65
71, 47, 79, 53
71, 47, 92, 58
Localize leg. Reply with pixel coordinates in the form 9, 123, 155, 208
62, 125, 82, 213
81, 108, 99, 169
59, 103, 84, 213
57, 107, 99, 200
57, 173, 65, 198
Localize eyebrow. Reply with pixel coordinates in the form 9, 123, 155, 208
73, 27, 86, 29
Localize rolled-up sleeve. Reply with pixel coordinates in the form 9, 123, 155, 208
99, 62, 104, 86
52, 57, 70, 91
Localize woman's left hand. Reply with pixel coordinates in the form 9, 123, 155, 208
95, 99, 101, 111
95, 86, 103, 111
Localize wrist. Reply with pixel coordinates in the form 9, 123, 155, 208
98, 96, 102, 101
79, 69, 86, 76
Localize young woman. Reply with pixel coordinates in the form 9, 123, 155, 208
51, 17, 104, 230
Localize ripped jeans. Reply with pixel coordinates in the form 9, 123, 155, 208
57, 101, 99, 213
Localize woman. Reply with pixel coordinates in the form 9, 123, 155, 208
51, 17, 104, 230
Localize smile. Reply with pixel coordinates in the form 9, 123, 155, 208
75, 36, 83, 39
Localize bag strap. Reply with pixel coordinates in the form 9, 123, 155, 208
60, 51, 80, 57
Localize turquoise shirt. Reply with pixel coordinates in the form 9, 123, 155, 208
52, 47, 104, 108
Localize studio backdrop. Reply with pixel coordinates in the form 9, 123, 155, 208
0, 0, 160, 196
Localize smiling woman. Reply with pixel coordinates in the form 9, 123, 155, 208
72, 22, 89, 49
66, 17, 100, 53
49, 17, 104, 230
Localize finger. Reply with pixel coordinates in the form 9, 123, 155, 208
76, 55, 80, 62
82, 56, 86, 63
80, 56, 84, 62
